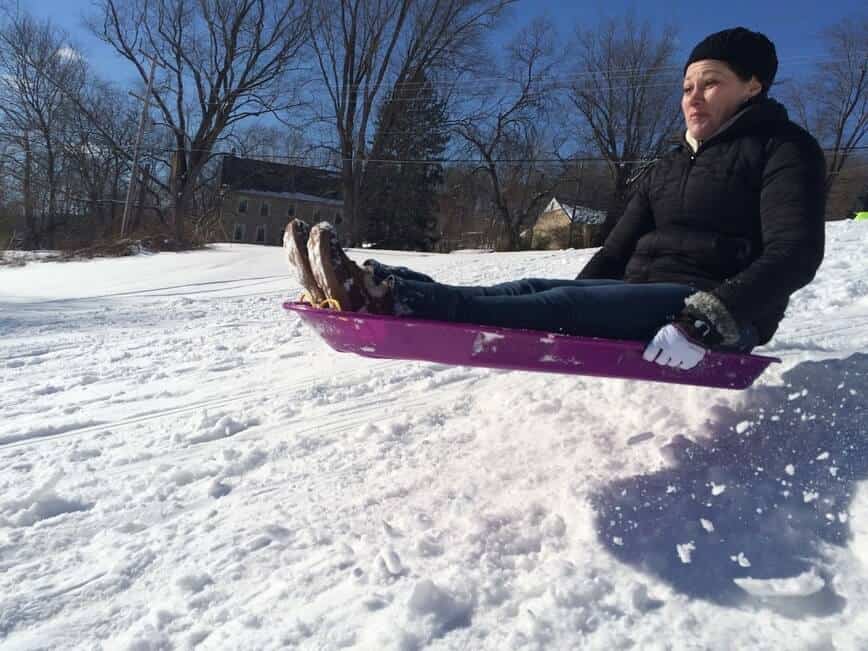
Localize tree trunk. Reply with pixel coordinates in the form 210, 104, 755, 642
89, 190, 101, 241
170, 148, 190, 241
44, 144, 56, 249
22, 132, 37, 249
130, 162, 150, 234
505, 223, 521, 250
600, 165, 631, 241
340, 157, 356, 245
173, 188, 193, 241
108, 161, 120, 238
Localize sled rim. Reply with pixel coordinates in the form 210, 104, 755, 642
282, 301, 779, 389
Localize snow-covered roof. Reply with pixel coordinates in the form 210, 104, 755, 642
542, 197, 606, 225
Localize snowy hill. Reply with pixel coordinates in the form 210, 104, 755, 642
1, 221, 866, 650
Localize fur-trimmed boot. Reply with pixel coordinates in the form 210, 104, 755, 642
283, 219, 326, 304
307, 223, 393, 313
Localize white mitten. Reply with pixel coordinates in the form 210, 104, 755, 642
643, 324, 707, 370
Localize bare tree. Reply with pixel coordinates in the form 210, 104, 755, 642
453, 18, 558, 250
567, 14, 681, 237
307, 0, 510, 244
64, 80, 141, 238
0, 13, 87, 248
786, 16, 867, 201
91, 0, 311, 241
225, 122, 319, 166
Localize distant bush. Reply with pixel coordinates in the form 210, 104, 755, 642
56, 237, 207, 260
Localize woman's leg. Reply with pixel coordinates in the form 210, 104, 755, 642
392, 277, 695, 340
363, 259, 435, 284
308, 223, 689, 340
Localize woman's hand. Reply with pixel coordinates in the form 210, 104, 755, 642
643, 324, 707, 370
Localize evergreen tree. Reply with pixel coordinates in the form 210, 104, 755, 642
363, 72, 449, 250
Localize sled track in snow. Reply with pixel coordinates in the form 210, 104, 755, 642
784, 315, 868, 339
0, 358, 418, 451
96, 372, 486, 483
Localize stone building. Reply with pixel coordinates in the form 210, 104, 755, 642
219, 155, 343, 245
531, 197, 606, 250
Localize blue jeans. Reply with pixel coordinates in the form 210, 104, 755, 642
366, 260, 757, 350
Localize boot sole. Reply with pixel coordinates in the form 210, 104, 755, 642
308, 225, 353, 310
284, 220, 325, 303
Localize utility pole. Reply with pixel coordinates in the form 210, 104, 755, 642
120, 54, 158, 238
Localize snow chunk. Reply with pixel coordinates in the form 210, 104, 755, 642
700, 518, 715, 533
785, 464, 795, 476
710, 483, 726, 496
731, 552, 751, 567
176, 572, 214, 594
627, 431, 655, 445
676, 542, 696, 564
471, 332, 504, 355
7, 494, 92, 527
735, 420, 752, 434
185, 411, 260, 444
378, 548, 405, 576
734, 570, 825, 597
630, 584, 664, 612
1, 472, 92, 526
407, 579, 473, 632
220, 447, 268, 477
208, 480, 232, 498
542, 514, 566, 538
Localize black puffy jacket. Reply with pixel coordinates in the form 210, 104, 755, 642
578, 98, 826, 344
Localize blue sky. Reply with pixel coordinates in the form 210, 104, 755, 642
24, 0, 867, 86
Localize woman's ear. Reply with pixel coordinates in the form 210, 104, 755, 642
746, 76, 763, 99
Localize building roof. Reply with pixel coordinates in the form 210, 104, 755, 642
542, 197, 606, 225
219, 155, 342, 202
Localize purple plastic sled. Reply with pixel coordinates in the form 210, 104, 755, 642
283, 302, 779, 390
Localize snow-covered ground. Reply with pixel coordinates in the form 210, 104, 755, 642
1, 221, 866, 650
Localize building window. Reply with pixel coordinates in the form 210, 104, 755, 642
334, 210, 343, 225
287, 203, 295, 217
255, 224, 266, 243
238, 198, 248, 214
260, 201, 270, 217
233, 223, 246, 241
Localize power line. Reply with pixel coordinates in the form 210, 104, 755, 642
305, 52, 867, 93
154, 145, 868, 168
8, 134, 868, 167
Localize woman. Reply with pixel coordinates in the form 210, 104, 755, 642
285, 27, 826, 371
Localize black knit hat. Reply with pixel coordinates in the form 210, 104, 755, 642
684, 27, 778, 92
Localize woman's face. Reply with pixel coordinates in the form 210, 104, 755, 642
682, 60, 762, 141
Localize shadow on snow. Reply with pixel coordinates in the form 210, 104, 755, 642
592, 353, 867, 617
